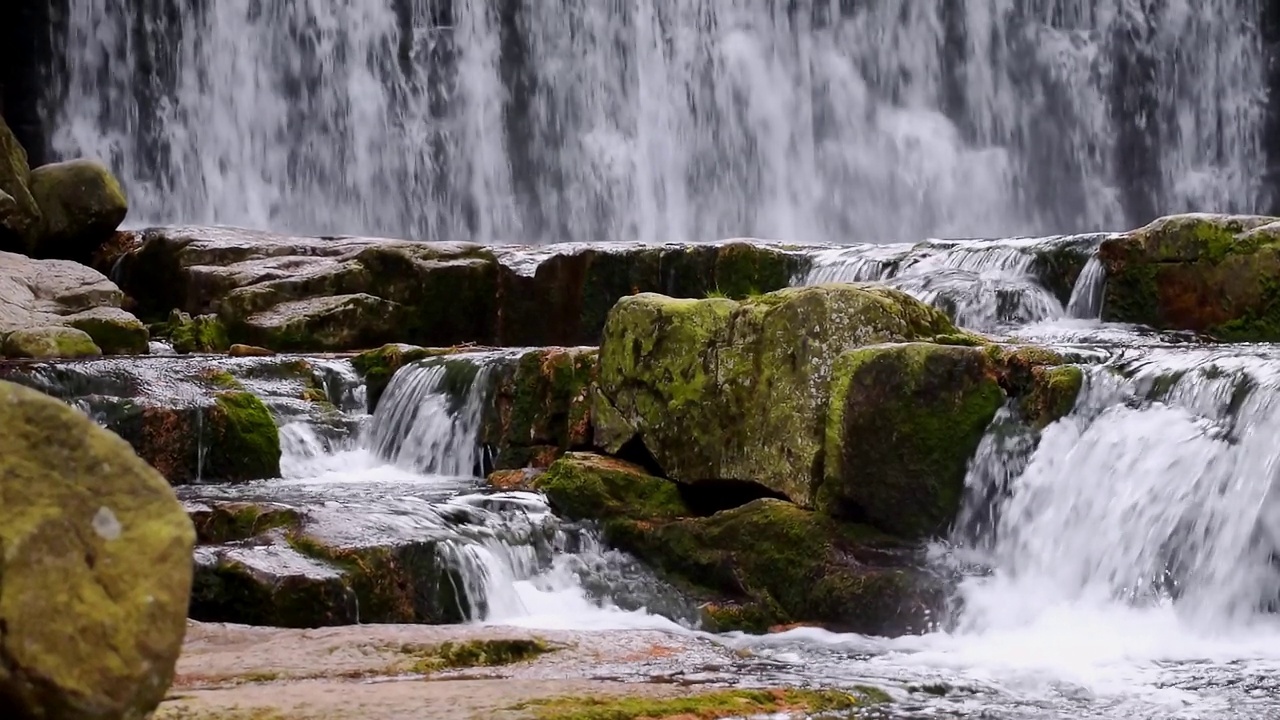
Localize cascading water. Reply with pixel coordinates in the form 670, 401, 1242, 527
44, 0, 1269, 243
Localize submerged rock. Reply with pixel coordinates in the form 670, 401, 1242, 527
28, 159, 129, 264
535, 453, 941, 635
0, 380, 195, 720
595, 284, 964, 506
1099, 213, 1280, 340
822, 343, 1004, 538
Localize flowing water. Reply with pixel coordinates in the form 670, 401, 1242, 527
43, 0, 1269, 242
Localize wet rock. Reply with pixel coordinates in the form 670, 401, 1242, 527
535, 454, 938, 635
484, 346, 596, 470
822, 343, 1005, 538
0, 114, 38, 252
0, 380, 195, 720
28, 159, 129, 264
2, 324, 101, 358
229, 343, 275, 357
235, 293, 404, 352
493, 241, 807, 346
352, 343, 444, 412
992, 346, 1085, 428
1099, 213, 1280, 340
166, 310, 229, 353
189, 531, 468, 629
595, 284, 965, 505
0, 355, 355, 484
188, 500, 302, 544
0, 250, 149, 355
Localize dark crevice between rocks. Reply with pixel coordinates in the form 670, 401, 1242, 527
677, 479, 790, 518
611, 435, 666, 478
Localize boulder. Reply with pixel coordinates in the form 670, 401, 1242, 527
483, 346, 596, 470
0, 251, 149, 356
0, 115, 39, 252
0, 380, 195, 720
28, 159, 129, 264
821, 343, 1004, 538
595, 284, 965, 505
235, 293, 404, 352
2, 325, 101, 359
535, 454, 941, 635
1099, 213, 1280, 340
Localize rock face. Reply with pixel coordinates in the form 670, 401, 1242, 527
1099, 213, 1280, 340
0, 251, 149, 356
0, 115, 39, 252
109, 226, 809, 351
535, 453, 943, 635
594, 284, 965, 505
28, 159, 129, 264
0, 380, 195, 720
822, 343, 1004, 537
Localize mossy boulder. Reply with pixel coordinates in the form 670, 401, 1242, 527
352, 343, 440, 412
204, 392, 282, 482
822, 343, 1004, 538
2, 325, 102, 359
0, 380, 195, 720
64, 307, 150, 354
534, 453, 688, 522
27, 159, 129, 264
596, 284, 962, 505
609, 499, 942, 635
167, 310, 230, 353
1099, 213, 1280, 340
0, 115, 38, 252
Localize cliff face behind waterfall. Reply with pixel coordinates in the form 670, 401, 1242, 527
4, 0, 1280, 243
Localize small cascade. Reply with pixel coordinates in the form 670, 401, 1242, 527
365, 356, 496, 477
952, 347, 1280, 632
799, 237, 1103, 331
1066, 256, 1107, 319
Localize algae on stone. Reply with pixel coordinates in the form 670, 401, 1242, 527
597, 284, 960, 505
204, 392, 282, 482
2, 325, 102, 359
822, 343, 1004, 538
0, 380, 195, 720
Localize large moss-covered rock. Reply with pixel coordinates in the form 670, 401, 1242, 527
28, 159, 129, 264
822, 343, 1004, 538
64, 306, 149, 355
0, 380, 195, 720
2, 325, 101, 359
0, 115, 39, 252
596, 284, 962, 505
535, 452, 687, 522
1099, 213, 1280, 340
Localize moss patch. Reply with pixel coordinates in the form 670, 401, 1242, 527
1020, 365, 1083, 427
168, 311, 230, 354
822, 343, 1004, 538
190, 502, 301, 544
400, 638, 554, 673
204, 392, 282, 482
518, 687, 885, 720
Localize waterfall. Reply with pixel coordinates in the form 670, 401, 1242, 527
44, 0, 1268, 243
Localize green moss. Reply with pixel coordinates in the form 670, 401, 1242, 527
198, 368, 244, 390
534, 453, 688, 521
1, 325, 101, 359
191, 502, 301, 544
203, 392, 281, 482
822, 343, 1004, 538
1020, 365, 1083, 428
169, 311, 230, 354
711, 242, 800, 299
401, 638, 553, 673
518, 687, 884, 720
65, 313, 149, 355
